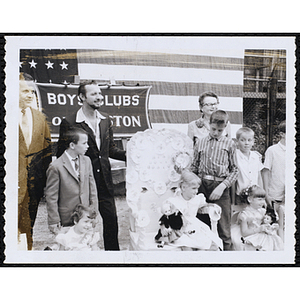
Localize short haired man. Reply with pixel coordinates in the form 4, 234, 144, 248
57, 81, 126, 250
18, 73, 52, 250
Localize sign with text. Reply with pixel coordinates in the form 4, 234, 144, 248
36, 83, 152, 137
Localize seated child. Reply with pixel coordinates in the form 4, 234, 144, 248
242, 209, 283, 251
55, 204, 100, 251
231, 185, 271, 251
159, 170, 223, 250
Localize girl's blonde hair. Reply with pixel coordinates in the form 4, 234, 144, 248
180, 170, 201, 187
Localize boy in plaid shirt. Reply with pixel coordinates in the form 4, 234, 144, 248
191, 110, 239, 250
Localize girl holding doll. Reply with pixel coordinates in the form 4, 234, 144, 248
231, 185, 283, 251
163, 170, 223, 250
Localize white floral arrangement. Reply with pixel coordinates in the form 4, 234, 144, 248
172, 151, 192, 173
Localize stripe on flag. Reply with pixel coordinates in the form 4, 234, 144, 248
76, 49, 244, 137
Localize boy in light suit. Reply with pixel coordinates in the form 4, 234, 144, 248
45, 127, 98, 235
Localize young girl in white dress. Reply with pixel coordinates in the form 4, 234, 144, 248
231, 185, 282, 251
164, 170, 223, 250
55, 204, 100, 251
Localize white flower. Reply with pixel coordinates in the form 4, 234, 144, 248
155, 142, 166, 154
126, 169, 139, 184
139, 168, 151, 182
127, 187, 141, 202
135, 210, 150, 227
171, 136, 184, 150
168, 169, 181, 182
173, 152, 192, 170
131, 149, 142, 164
154, 181, 167, 195
135, 136, 152, 150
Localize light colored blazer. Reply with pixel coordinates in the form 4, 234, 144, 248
18, 108, 52, 223
45, 152, 98, 226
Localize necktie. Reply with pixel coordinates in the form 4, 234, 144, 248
73, 157, 79, 173
21, 108, 30, 148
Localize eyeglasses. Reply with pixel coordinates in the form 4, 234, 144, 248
202, 102, 219, 107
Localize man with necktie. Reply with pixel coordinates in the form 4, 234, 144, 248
18, 73, 52, 250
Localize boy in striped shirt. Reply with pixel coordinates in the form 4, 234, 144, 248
191, 110, 239, 250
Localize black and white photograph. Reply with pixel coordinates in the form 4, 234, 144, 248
3, 35, 296, 264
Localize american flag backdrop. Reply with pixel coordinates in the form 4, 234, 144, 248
19, 45, 244, 137
76, 48, 244, 137
20, 49, 78, 84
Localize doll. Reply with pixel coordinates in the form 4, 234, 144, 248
243, 209, 284, 251
154, 202, 184, 247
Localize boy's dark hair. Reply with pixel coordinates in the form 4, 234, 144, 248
278, 121, 286, 133
78, 80, 98, 100
240, 185, 266, 204
71, 204, 97, 224
65, 127, 88, 147
210, 110, 229, 126
198, 91, 219, 107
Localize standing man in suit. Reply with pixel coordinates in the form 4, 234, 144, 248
57, 81, 126, 250
18, 73, 52, 250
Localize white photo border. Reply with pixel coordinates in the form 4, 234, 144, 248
3, 34, 297, 264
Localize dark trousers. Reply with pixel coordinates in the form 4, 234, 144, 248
18, 191, 33, 250
97, 186, 120, 251
199, 179, 232, 250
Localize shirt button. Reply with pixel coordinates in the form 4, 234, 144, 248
97, 169, 100, 172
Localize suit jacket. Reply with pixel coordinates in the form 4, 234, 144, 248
18, 108, 52, 223
56, 111, 126, 201
45, 152, 98, 226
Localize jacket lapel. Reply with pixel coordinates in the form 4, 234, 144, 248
62, 152, 79, 182
28, 108, 42, 153
19, 125, 29, 152
78, 122, 97, 147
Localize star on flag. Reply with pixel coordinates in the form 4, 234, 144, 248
60, 61, 68, 70
45, 60, 54, 69
19, 49, 78, 84
29, 59, 37, 68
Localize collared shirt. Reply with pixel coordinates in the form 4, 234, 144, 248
65, 150, 79, 176
191, 134, 239, 188
76, 108, 106, 150
187, 119, 231, 144
19, 107, 33, 145
236, 149, 264, 195
263, 141, 285, 201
